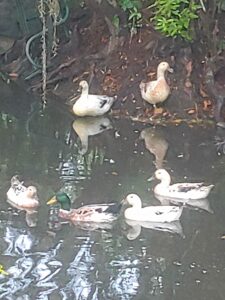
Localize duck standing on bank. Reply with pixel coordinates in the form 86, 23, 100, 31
73, 80, 116, 117
47, 192, 122, 223
140, 62, 173, 112
6, 175, 39, 212
153, 169, 214, 200
124, 194, 183, 222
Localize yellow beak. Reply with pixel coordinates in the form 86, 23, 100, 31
47, 196, 57, 205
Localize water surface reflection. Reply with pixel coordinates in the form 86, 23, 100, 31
1, 85, 225, 299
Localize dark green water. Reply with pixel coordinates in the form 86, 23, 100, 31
1, 82, 225, 299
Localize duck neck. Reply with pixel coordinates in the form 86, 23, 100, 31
132, 198, 142, 210
157, 69, 166, 79
61, 201, 71, 211
159, 173, 171, 187
81, 85, 89, 96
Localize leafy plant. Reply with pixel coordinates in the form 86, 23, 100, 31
117, 0, 142, 34
151, 0, 201, 40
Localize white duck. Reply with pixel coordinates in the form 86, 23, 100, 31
73, 80, 116, 117
72, 116, 112, 155
140, 62, 173, 109
7, 176, 39, 212
153, 169, 214, 200
124, 194, 183, 222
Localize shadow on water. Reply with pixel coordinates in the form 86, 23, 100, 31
1, 83, 225, 299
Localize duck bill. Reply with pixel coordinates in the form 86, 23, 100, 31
168, 67, 173, 73
47, 196, 57, 205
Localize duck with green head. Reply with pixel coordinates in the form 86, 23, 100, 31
47, 192, 122, 223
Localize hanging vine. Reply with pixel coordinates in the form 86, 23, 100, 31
37, 0, 60, 104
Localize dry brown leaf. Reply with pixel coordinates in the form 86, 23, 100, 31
111, 172, 118, 176
186, 109, 196, 115
202, 99, 212, 111
154, 107, 163, 115
171, 119, 183, 124
9, 73, 18, 78
185, 61, 193, 76
147, 71, 156, 77
199, 84, 209, 98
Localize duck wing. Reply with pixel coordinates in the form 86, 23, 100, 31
167, 183, 214, 200
142, 206, 182, 222
171, 183, 205, 193
59, 203, 122, 222
88, 95, 115, 108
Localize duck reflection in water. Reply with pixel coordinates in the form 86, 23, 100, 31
140, 127, 168, 169
125, 219, 184, 240
72, 116, 112, 155
155, 194, 213, 214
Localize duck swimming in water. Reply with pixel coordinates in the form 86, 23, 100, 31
124, 194, 183, 222
7, 175, 39, 212
47, 192, 122, 223
153, 169, 214, 200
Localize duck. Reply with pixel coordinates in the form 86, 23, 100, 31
6, 175, 39, 212
47, 192, 122, 223
124, 194, 183, 222
72, 80, 116, 117
72, 116, 112, 155
139, 61, 173, 110
153, 169, 214, 200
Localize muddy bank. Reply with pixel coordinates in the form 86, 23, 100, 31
0, 4, 221, 123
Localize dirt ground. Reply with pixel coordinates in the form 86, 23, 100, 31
1, 5, 219, 125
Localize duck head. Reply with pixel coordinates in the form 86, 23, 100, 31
157, 62, 173, 76
47, 192, 71, 211
26, 186, 38, 199
124, 194, 142, 209
78, 80, 89, 93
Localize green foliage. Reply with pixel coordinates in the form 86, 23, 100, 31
117, 0, 142, 33
151, 0, 201, 40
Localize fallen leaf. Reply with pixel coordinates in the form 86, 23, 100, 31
186, 109, 196, 115
202, 99, 212, 111
154, 107, 163, 115
146, 71, 156, 77
185, 60, 193, 76
171, 119, 183, 124
111, 172, 118, 176
199, 84, 209, 98
9, 72, 18, 78
185, 79, 192, 88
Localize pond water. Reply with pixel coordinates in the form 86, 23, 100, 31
1, 83, 225, 300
